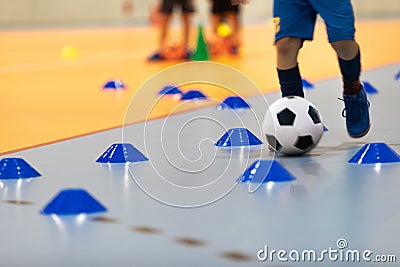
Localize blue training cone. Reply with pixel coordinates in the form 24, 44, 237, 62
158, 85, 182, 95
96, 143, 148, 163
180, 90, 207, 100
215, 128, 263, 147
362, 81, 378, 94
348, 143, 400, 164
102, 79, 126, 90
0, 158, 41, 179
217, 96, 250, 110
395, 71, 400, 82
302, 79, 314, 89
238, 160, 296, 183
41, 188, 107, 215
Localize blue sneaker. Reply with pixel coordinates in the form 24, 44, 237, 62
341, 83, 371, 138
147, 51, 165, 62
229, 45, 239, 55
183, 49, 193, 60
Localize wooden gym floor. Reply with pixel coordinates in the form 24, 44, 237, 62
1, 20, 400, 155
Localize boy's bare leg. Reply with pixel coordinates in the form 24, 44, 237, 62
181, 13, 192, 49
159, 14, 172, 49
275, 37, 302, 70
225, 12, 240, 48
275, 36, 304, 97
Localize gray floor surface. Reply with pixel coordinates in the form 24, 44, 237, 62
1, 63, 399, 267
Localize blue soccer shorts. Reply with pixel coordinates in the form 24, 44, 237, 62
273, 0, 356, 43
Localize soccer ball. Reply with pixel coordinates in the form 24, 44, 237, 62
263, 96, 323, 155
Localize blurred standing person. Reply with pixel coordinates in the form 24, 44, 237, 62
210, 0, 241, 55
149, 0, 195, 61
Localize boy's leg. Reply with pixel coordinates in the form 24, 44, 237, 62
312, 0, 370, 137
180, 0, 195, 53
225, 11, 240, 53
333, 40, 370, 137
210, 0, 223, 35
147, 0, 173, 61
159, 0, 175, 48
332, 39, 361, 94
276, 37, 303, 97
160, 14, 172, 48
220, 0, 241, 54
181, 13, 191, 49
273, 0, 316, 97
210, 14, 222, 36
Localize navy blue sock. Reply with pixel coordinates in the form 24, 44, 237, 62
338, 50, 362, 94
277, 65, 304, 98
338, 50, 361, 82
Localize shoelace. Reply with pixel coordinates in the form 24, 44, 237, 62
338, 97, 370, 123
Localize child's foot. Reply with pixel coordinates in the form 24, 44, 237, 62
228, 45, 239, 55
341, 82, 371, 138
148, 51, 165, 61
183, 49, 193, 60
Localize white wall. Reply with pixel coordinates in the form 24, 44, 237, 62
353, 0, 400, 16
0, 0, 399, 27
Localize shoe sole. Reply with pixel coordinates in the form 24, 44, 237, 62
348, 123, 371, 138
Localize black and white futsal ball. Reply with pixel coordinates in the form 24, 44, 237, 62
263, 96, 323, 155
